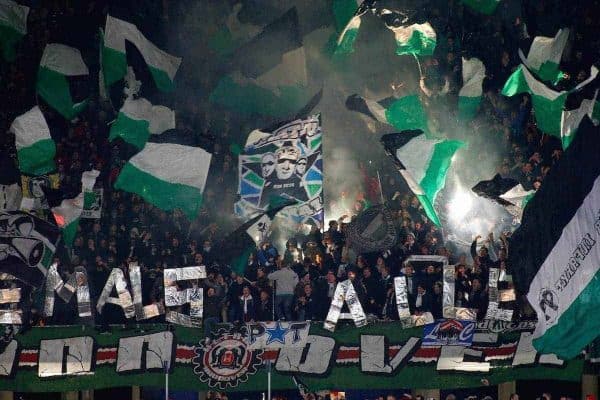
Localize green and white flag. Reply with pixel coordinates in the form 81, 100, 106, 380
52, 170, 99, 246
472, 174, 535, 222
502, 65, 598, 137
509, 117, 600, 359
36, 43, 89, 120
114, 143, 211, 219
461, 0, 501, 15
334, 0, 367, 54
390, 22, 436, 56
381, 131, 464, 226
103, 15, 181, 92
10, 106, 56, 176
346, 93, 428, 132
0, 0, 28, 61
561, 89, 598, 150
519, 29, 569, 85
109, 97, 176, 149
458, 57, 486, 121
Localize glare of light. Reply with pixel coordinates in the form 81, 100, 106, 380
448, 190, 473, 222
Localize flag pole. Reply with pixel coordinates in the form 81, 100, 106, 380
267, 360, 272, 400
164, 360, 169, 400
412, 54, 423, 78
376, 170, 385, 204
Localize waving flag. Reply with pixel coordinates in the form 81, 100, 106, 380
0, 0, 28, 61
381, 131, 463, 226
509, 117, 600, 359
334, 0, 372, 54
103, 15, 181, 92
346, 94, 428, 132
10, 106, 55, 176
109, 97, 175, 149
458, 57, 486, 121
472, 174, 535, 221
115, 143, 211, 219
36, 43, 89, 120
519, 29, 569, 85
389, 22, 436, 56
51, 170, 99, 246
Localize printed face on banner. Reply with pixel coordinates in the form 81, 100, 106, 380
235, 116, 323, 227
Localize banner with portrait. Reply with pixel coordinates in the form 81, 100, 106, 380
235, 115, 323, 227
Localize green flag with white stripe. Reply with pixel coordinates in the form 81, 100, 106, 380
458, 57, 486, 121
519, 29, 569, 85
390, 22, 436, 56
114, 143, 212, 219
10, 106, 56, 176
381, 131, 464, 226
0, 0, 28, 61
102, 15, 181, 92
109, 97, 176, 149
346, 94, 428, 132
36, 43, 89, 120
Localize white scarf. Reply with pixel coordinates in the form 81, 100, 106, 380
241, 294, 253, 314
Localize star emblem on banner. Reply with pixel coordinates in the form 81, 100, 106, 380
265, 322, 287, 345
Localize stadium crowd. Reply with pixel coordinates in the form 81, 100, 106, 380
0, 0, 597, 329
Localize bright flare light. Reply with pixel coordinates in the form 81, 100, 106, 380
448, 190, 473, 222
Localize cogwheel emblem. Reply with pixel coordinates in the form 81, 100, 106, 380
192, 327, 263, 390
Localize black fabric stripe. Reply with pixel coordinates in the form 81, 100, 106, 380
380, 130, 424, 171
471, 174, 520, 207
509, 117, 600, 294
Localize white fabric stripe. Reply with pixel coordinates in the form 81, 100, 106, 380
10, 106, 51, 149
391, 22, 436, 44
459, 57, 485, 98
121, 97, 175, 134
526, 29, 569, 70
364, 97, 388, 123
128, 143, 211, 191
499, 184, 535, 206
337, 14, 361, 46
527, 175, 600, 340
52, 193, 83, 226
395, 134, 436, 185
104, 15, 181, 80
40, 43, 89, 76
561, 92, 597, 138
521, 65, 564, 100
0, 0, 28, 34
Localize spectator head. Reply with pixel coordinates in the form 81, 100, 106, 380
479, 246, 488, 258
304, 284, 312, 296
445, 395, 456, 400
363, 266, 372, 278
509, 395, 519, 400
236, 274, 245, 284
194, 253, 204, 265
207, 287, 215, 297
417, 283, 426, 294
404, 264, 414, 276
328, 220, 338, 230
326, 270, 336, 283
203, 240, 211, 251
260, 290, 270, 301
472, 278, 482, 291
433, 281, 442, 295
426, 265, 435, 275
241, 286, 251, 297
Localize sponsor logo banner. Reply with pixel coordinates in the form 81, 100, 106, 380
423, 319, 475, 346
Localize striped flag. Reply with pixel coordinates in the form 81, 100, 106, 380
10, 106, 56, 176
458, 57, 486, 121
102, 15, 181, 92
472, 174, 535, 221
346, 94, 428, 132
114, 143, 211, 219
109, 97, 175, 149
519, 29, 569, 85
36, 43, 89, 120
381, 130, 464, 226
389, 22, 436, 56
0, 0, 28, 61
509, 117, 600, 359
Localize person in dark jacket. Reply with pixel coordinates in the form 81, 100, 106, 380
239, 286, 256, 322
414, 283, 433, 314
295, 284, 318, 321
256, 290, 273, 321
203, 287, 221, 338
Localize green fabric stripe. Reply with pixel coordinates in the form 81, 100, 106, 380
209, 75, 309, 117
419, 140, 464, 225
461, 0, 499, 14
245, 171, 264, 187
396, 31, 436, 56
0, 24, 24, 61
384, 95, 428, 131
83, 191, 96, 209
208, 27, 239, 57
416, 193, 440, 226
62, 218, 79, 248
17, 138, 56, 176
535, 61, 564, 85
334, 28, 359, 54
109, 112, 150, 149
562, 130, 576, 150
114, 162, 203, 219
533, 268, 600, 359
102, 46, 175, 92
310, 136, 322, 150
458, 96, 481, 121
36, 67, 88, 120
333, 0, 357, 32
41, 244, 55, 268
229, 246, 254, 276
502, 67, 565, 137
